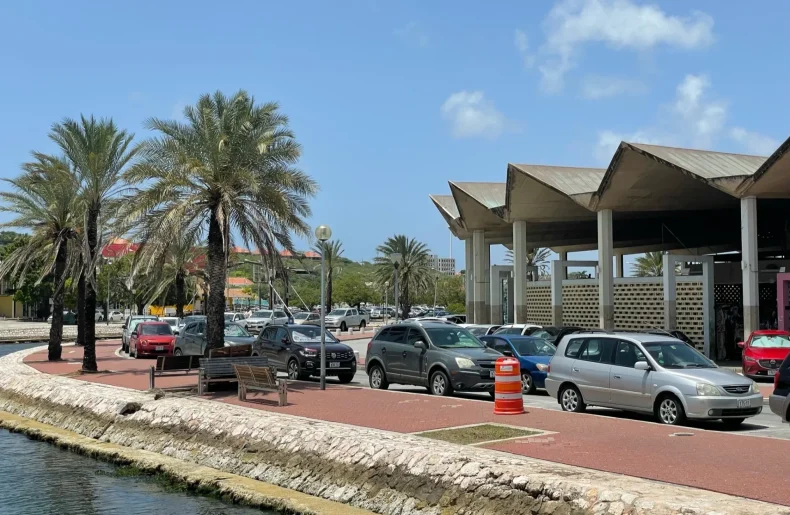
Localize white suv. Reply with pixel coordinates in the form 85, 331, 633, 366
324, 308, 369, 331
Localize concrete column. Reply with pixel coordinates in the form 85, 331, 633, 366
559, 251, 568, 280
513, 220, 528, 323
484, 243, 491, 322
615, 254, 624, 278
598, 209, 614, 330
662, 253, 676, 331
551, 261, 563, 326
506, 274, 514, 324
472, 230, 488, 324
741, 196, 759, 336
702, 257, 714, 357
465, 238, 474, 323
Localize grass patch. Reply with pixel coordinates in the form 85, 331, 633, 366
418, 424, 541, 445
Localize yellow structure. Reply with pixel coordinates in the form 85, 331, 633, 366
0, 295, 24, 318
149, 304, 194, 317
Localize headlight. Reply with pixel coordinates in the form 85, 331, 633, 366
535, 363, 549, 372
696, 383, 720, 396
744, 355, 756, 363
751, 382, 760, 394
455, 357, 476, 369
301, 349, 318, 357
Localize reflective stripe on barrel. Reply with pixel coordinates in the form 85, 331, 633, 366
494, 356, 525, 415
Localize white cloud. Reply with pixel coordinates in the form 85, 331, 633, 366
671, 74, 727, 146
729, 127, 780, 156
514, 29, 535, 68
580, 75, 648, 99
394, 21, 430, 48
537, 0, 714, 92
440, 91, 513, 140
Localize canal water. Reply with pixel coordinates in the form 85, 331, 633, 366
0, 343, 276, 514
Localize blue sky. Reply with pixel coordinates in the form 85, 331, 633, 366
1, 1, 788, 273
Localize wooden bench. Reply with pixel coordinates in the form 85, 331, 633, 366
208, 344, 253, 358
149, 355, 201, 389
233, 364, 287, 406
197, 355, 270, 395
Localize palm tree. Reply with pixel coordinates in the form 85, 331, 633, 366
504, 247, 552, 280
0, 154, 81, 360
50, 116, 137, 371
374, 235, 432, 319
312, 240, 343, 312
632, 252, 664, 277
124, 91, 317, 353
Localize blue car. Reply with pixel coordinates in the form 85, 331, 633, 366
480, 334, 557, 394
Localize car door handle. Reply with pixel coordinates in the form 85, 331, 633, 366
402, 351, 407, 358
613, 375, 621, 379
381, 347, 386, 353
572, 367, 580, 372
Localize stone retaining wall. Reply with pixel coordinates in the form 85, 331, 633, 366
1, 346, 787, 515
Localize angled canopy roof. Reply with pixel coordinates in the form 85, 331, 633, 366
592, 142, 767, 211
429, 194, 468, 239
737, 136, 790, 198
506, 164, 603, 222
448, 182, 509, 232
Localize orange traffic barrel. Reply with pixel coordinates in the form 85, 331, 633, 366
494, 356, 525, 415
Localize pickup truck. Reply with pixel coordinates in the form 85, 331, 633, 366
324, 308, 369, 331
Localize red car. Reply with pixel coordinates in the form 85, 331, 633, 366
129, 321, 176, 358
739, 330, 790, 379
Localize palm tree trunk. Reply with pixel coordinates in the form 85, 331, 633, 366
76, 271, 85, 346
136, 302, 144, 315
82, 208, 99, 372
205, 210, 226, 354
47, 241, 67, 361
175, 270, 186, 318
401, 283, 410, 320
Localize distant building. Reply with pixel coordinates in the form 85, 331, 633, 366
431, 255, 456, 275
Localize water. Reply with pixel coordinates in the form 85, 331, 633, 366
0, 343, 276, 514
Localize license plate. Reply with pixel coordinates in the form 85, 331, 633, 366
489, 370, 495, 379
156, 346, 164, 351
329, 362, 340, 368
768, 370, 777, 376
738, 399, 751, 408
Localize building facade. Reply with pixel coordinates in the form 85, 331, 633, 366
431, 255, 456, 275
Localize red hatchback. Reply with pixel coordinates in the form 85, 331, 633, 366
130, 321, 176, 358
739, 330, 790, 379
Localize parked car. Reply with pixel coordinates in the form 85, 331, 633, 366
541, 326, 587, 344
122, 315, 159, 353
738, 330, 790, 380
441, 315, 467, 324
769, 355, 790, 422
465, 324, 502, 337
174, 321, 258, 356
129, 321, 176, 358
481, 335, 555, 394
224, 312, 247, 323
324, 308, 369, 331
106, 310, 125, 322
257, 324, 356, 382
95, 310, 104, 322
242, 309, 290, 334
493, 324, 543, 336
545, 332, 762, 426
293, 312, 320, 325
160, 316, 180, 334
177, 315, 205, 335
47, 310, 77, 325
365, 322, 501, 396
371, 307, 395, 319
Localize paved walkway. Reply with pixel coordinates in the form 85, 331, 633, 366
23, 341, 790, 507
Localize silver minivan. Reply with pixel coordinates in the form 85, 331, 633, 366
545, 332, 763, 427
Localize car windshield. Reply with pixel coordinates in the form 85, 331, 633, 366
511, 338, 556, 356
750, 334, 790, 348
294, 313, 309, 320
425, 327, 484, 349
252, 311, 272, 318
328, 309, 347, 316
224, 324, 250, 337
163, 319, 178, 327
140, 324, 172, 336
224, 314, 235, 322
130, 319, 155, 332
643, 341, 715, 369
290, 326, 339, 343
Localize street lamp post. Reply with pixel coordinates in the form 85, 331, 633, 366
315, 225, 332, 391
390, 253, 402, 323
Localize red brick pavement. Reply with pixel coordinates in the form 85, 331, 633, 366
22, 341, 790, 506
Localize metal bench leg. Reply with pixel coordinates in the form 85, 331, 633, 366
278, 381, 287, 407
198, 375, 203, 396
238, 384, 245, 401
149, 367, 155, 390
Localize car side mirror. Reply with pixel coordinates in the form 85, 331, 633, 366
737, 341, 745, 349
131, 331, 137, 337
414, 341, 426, 350
502, 350, 513, 357
634, 361, 650, 371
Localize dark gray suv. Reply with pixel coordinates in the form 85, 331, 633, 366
365, 322, 501, 396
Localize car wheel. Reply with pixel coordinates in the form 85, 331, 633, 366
368, 364, 389, 390
288, 359, 307, 380
656, 395, 686, 425
359, 320, 366, 329
429, 370, 454, 397
721, 418, 745, 429
559, 385, 586, 413
340, 322, 348, 332
131, 345, 137, 359
174, 348, 183, 356
337, 372, 354, 384
521, 372, 536, 394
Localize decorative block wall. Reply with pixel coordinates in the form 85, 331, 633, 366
525, 282, 552, 326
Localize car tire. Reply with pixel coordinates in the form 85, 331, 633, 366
559, 384, 586, 413
288, 359, 308, 380
655, 394, 686, 425
337, 372, 354, 384
368, 364, 389, 390
359, 320, 366, 329
131, 345, 137, 359
521, 372, 536, 394
174, 348, 183, 356
340, 322, 348, 332
429, 369, 454, 397
721, 418, 745, 429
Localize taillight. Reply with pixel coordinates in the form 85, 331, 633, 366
775, 369, 781, 388
367, 340, 372, 354
547, 363, 551, 374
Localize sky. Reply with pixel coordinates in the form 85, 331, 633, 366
1, 0, 788, 274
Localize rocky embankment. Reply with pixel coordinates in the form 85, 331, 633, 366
0, 346, 787, 515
